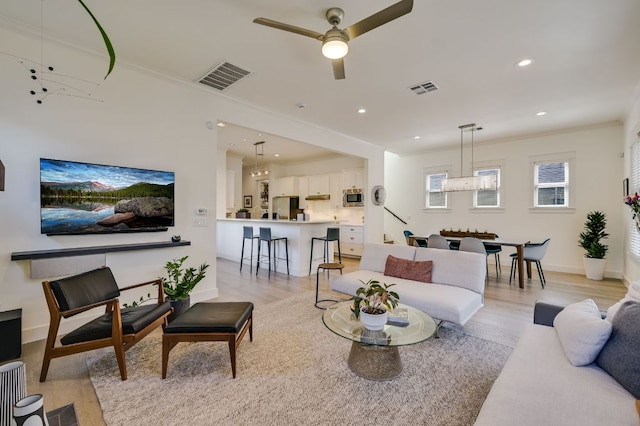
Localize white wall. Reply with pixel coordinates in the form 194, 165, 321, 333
385, 124, 624, 277
0, 25, 386, 341
623, 83, 640, 283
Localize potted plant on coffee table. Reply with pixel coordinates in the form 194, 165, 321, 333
162, 256, 209, 321
578, 210, 609, 281
351, 279, 399, 330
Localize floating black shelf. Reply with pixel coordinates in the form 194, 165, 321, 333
10, 240, 191, 261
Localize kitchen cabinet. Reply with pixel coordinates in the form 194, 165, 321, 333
343, 169, 365, 190
340, 225, 364, 258
298, 176, 309, 209
272, 176, 299, 197
308, 174, 330, 196
329, 172, 343, 209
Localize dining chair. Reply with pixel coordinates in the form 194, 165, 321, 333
427, 234, 450, 250
404, 230, 428, 247
484, 235, 502, 277
460, 237, 489, 276
510, 238, 551, 288
403, 230, 414, 245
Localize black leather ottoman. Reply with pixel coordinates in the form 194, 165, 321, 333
162, 302, 253, 378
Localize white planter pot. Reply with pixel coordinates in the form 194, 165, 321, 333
584, 257, 606, 281
359, 309, 388, 331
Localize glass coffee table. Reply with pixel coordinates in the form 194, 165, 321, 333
322, 301, 437, 380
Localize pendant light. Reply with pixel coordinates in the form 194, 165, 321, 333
249, 141, 270, 177
441, 123, 497, 192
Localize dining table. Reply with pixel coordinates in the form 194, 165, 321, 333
410, 235, 530, 289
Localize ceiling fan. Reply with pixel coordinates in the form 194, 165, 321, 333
253, 0, 413, 80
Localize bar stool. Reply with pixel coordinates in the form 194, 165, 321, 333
240, 226, 259, 273
309, 227, 342, 275
256, 227, 289, 278
315, 262, 344, 309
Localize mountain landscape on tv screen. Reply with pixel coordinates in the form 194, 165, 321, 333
40, 159, 175, 235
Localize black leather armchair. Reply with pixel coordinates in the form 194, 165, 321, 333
40, 266, 172, 381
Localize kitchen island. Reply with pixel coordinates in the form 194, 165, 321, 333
216, 218, 337, 277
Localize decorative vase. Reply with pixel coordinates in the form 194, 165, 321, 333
0, 361, 27, 426
13, 394, 49, 426
583, 257, 607, 281
167, 296, 191, 323
359, 309, 388, 331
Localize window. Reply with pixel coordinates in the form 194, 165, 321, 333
474, 167, 500, 208
425, 170, 447, 208
629, 141, 640, 256
534, 161, 567, 207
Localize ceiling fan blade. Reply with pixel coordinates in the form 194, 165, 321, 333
345, 0, 413, 39
332, 58, 345, 80
253, 17, 324, 40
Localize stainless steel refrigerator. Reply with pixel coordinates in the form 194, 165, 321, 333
272, 196, 300, 220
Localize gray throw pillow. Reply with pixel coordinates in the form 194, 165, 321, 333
595, 300, 640, 399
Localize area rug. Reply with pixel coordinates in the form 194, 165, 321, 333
87, 293, 512, 426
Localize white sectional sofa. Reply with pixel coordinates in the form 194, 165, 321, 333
474, 301, 639, 426
330, 243, 487, 327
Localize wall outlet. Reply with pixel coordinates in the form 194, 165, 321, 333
193, 218, 208, 227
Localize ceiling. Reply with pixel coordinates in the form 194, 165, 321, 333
1, 0, 640, 163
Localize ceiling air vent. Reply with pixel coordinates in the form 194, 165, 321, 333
409, 80, 439, 95
196, 61, 252, 91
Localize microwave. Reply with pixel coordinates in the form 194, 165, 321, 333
343, 188, 364, 207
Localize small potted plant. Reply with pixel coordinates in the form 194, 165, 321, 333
578, 211, 609, 280
236, 208, 251, 219
351, 279, 399, 330
162, 256, 209, 321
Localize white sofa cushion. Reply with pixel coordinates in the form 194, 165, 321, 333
330, 270, 484, 325
474, 324, 637, 426
358, 243, 416, 273
553, 299, 612, 366
414, 247, 486, 294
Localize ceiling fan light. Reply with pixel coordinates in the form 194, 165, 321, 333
322, 38, 349, 59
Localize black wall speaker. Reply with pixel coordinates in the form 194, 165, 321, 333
0, 159, 4, 191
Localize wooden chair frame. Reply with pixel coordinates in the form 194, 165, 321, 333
40, 272, 171, 382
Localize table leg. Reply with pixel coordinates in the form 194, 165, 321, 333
517, 244, 525, 289
347, 342, 402, 380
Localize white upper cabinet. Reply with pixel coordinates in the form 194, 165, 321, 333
343, 169, 365, 190
330, 172, 343, 209
272, 176, 299, 196
308, 174, 330, 195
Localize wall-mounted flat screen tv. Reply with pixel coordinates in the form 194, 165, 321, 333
40, 158, 175, 235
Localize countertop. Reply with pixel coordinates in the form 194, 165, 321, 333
217, 218, 335, 224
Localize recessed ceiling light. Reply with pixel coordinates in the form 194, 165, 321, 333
274, 154, 280, 157
257, 133, 262, 136
228, 143, 235, 147
516, 58, 533, 67
536, 111, 547, 116
217, 122, 226, 127
414, 136, 421, 139
357, 108, 366, 114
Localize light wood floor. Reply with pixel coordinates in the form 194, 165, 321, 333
17, 256, 628, 425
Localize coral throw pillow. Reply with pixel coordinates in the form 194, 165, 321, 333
384, 255, 432, 283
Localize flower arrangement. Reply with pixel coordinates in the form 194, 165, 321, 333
624, 193, 640, 220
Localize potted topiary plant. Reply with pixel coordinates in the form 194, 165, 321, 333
162, 256, 209, 321
578, 211, 609, 280
236, 208, 251, 219
351, 279, 399, 330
